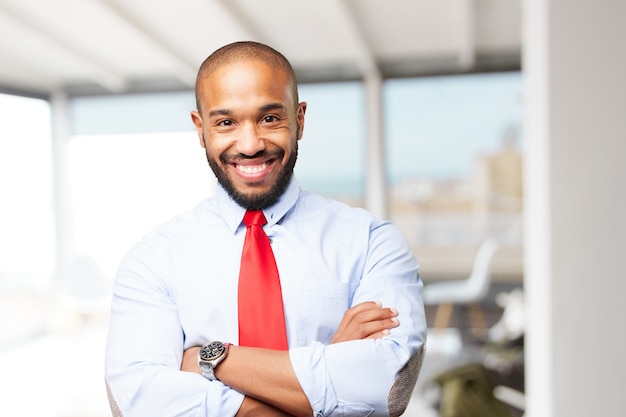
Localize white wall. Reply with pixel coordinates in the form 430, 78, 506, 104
524, 1, 626, 416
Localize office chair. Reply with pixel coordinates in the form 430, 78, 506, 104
423, 239, 499, 336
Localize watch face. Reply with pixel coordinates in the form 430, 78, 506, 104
200, 341, 225, 361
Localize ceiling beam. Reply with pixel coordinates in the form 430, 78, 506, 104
329, 1, 386, 220
0, 2, 127, 93
96, 0, 198, 88
458, 0, 477, 69
330, 0, 380, 78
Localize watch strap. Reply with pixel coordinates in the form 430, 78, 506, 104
200, 362, 216, 380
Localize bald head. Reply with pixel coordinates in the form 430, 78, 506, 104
195, 41, 299, 114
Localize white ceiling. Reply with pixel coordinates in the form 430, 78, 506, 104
0, 0, 521, 97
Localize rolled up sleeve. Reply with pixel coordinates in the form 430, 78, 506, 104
290, 338, 419, 416
288, 220, 427, 417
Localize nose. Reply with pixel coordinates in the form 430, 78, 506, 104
236, 122, 266, 156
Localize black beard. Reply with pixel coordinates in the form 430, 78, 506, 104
206, 145, 298, 210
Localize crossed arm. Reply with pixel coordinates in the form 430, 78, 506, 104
180, 301, 400, 417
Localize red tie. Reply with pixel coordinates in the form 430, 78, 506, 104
238, 210, 288, 349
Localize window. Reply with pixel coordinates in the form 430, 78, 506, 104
296, 82, 365, 205
0, 93, 54, 346
384, 72, 524, 281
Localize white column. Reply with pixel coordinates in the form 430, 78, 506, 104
364, 71, 388, 220
50, 90, 74, 281
524, 1, 626, 416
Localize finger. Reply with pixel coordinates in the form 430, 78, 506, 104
343, 301, 383, 321
355, 315, 400, 339
338, 306, 397, 338
337, 312, 399, 341
350, 307, 398, 326
331, 303, 399, 343
366, 329, 391, 340
333, 301, 383, 335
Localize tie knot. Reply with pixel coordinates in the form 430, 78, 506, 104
243, 210, 267, 227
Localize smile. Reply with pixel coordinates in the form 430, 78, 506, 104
235, 162, 270, 174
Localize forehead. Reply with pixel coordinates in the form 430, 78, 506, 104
198, 60, 293, 111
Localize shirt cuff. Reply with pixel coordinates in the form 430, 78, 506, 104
289, 342, 337, 416
290, 340, 392, 416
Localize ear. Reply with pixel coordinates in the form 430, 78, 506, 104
191, 110, 206, 148
296, 102, 307, 140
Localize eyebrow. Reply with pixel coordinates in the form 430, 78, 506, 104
208, 109, 230, 118
260, 103, 286, 112
207, 103, 286, 119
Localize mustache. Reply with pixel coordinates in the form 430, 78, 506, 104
220, 149, 285, 164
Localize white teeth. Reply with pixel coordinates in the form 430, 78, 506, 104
236, 163, 267, 174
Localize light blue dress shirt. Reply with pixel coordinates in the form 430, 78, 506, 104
105, 178, 426, 417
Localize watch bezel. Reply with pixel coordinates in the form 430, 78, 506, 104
198, 341, 230, 381
199, 341, 227, 363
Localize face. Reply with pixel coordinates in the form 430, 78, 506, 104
191, 59, 306, 209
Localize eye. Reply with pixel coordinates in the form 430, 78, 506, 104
217, 119, 234, 126
262, 115, 279, 123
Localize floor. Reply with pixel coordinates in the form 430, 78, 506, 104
0, 325, 111, 417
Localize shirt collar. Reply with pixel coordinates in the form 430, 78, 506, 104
216, 177, 300, 234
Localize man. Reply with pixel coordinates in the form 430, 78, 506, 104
105, 41, 426, 417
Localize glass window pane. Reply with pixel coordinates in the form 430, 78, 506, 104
0, 94, 54, 287
67, 131, 214, 279
296, 82, 365, 205
385, 72, 524, 283
0, 93, 54, 347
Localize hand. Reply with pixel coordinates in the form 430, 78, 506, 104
330, 301, 399, 344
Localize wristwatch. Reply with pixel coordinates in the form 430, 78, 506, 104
198, 341, 231, 380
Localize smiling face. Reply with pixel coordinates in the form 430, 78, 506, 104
191, 58, 306, 209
